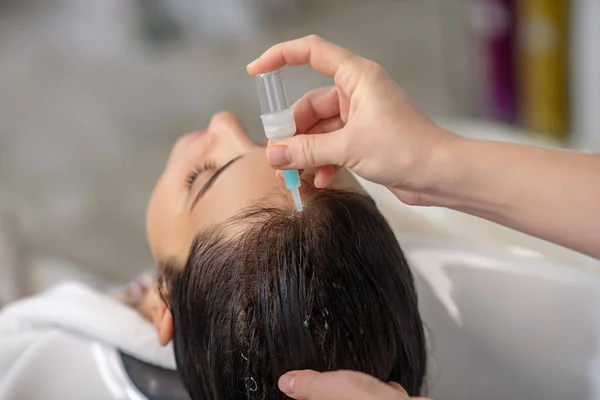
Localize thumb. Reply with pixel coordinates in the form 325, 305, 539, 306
278, 370, 410, 400
266, 131, 344, 170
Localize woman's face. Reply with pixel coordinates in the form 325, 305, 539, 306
146, 111, 364, 264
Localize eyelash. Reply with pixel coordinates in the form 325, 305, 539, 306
186, 162, 216, 189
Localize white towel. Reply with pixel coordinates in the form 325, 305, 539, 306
0, 281, 175, 370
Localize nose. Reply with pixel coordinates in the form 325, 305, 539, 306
173, 111, 236, 152
208, 111, 239, 132
168, 128, 212, 166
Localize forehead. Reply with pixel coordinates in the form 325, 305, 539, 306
192, 148, 289, 228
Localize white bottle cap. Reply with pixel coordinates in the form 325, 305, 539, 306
260, 108, 296, 141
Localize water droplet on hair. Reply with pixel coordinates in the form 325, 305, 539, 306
303, 315, 310, 329
324, 321, 329, 330
245, 377, 258, 392
359, 327, 364, 335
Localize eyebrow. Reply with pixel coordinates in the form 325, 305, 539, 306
191, 155, 244, 211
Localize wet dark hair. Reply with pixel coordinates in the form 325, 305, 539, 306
159, 189, 426, 400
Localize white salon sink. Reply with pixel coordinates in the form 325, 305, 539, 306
363, 182, 600, 398
403, 239, 600, 400
360, 119, 600, 400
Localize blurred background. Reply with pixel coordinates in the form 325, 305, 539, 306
0, 0, 597, 299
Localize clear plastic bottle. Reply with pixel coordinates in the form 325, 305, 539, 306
255, 70, 303, 211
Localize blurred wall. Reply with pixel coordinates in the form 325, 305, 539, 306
0, 0, 475, 283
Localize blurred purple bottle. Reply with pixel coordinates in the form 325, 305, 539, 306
472, 0, 517, 123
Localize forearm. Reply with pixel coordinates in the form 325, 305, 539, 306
429, 135, 600, 258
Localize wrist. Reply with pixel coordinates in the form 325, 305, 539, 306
414, 129, 471, 208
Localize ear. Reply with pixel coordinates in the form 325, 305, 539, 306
149, 288, 173, 346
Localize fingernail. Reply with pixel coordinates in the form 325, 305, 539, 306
267, 146, 292, 167
246, 60, 257, 71
278, 373, 295, 394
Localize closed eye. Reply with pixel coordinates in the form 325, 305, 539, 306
186, 162, 216, 190
190, 155, 244, 211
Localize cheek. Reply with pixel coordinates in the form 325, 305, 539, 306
146, 174, 196, 262
146, 177, 173, 260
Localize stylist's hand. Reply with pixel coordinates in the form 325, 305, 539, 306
247, 35, 458, 205
278, 370, 429, 400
